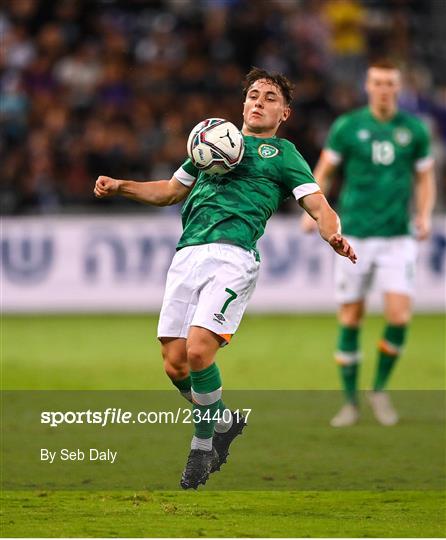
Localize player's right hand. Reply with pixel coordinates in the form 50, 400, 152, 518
300, 212, 318, 233
94, 176, 121, 198
328, 233, 357, 264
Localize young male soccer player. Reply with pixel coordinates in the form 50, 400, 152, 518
94, 67, 357, 489
301, 60, 435, 427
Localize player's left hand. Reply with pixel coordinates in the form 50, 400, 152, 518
414, 215, 431, 240
328, 233, 357, 263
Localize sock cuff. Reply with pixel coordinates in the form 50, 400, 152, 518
334, 350, 362, 366
192, 386, 222, 406
378, 339, 402, 356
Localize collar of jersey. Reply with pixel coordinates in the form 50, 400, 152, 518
244, 135, 277, 141
366, 106, 400, 125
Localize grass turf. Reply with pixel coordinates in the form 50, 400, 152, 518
2, 490, 445, 538
2, 314, 444, 390
1, 314, 445, 537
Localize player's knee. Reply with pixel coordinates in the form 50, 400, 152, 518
339, 304, 364, 326
384, 293, 412, 326
186, 344, 210, 370
386, 309, 411, 326
160, 344, 188, 380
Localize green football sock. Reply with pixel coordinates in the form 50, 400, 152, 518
172, 375, 192, 402
190, 363, 222, 443
373, 324, 407, 391
335, 326, 361, 404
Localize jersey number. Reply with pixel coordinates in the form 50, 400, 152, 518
220, 288, 238, 314
372, 141, 394, 165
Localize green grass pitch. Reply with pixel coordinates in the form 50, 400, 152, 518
1, 314, 445, 537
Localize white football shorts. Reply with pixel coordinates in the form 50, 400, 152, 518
157, 243, 260, 345
334, 236, 417, 303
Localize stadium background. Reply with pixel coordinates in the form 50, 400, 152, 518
1, 0, 445, 537
1, 0, 445, 214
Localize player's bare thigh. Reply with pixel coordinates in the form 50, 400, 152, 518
384, 292, 412, 325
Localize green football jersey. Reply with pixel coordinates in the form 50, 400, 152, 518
174, 135, 319, 257
326, 106, 432, 237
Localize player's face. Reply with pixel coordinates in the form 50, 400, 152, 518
366, 68, 401, 110
242, 79, 290, 137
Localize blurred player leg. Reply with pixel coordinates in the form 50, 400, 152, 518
369, 238, 415, 425
369, 292, 411, 425
331, 301, 364, 427
332, 237, 371, 426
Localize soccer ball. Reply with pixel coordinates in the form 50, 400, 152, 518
187, 118, 245, 175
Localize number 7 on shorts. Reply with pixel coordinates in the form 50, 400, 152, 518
220, 288, 238, 314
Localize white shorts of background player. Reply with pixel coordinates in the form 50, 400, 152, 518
334, 235, 417, 304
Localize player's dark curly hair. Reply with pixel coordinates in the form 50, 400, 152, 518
243, 67, 294, 106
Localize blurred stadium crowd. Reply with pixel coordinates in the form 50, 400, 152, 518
1, 0, 445, 214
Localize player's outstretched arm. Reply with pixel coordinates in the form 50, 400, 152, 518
300, 192, 357, 263
300, 150, 338, 232
94, 175, 191, 206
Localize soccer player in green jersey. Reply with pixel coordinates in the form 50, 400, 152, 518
94, 67, 356, 489
302, 59, 436, 427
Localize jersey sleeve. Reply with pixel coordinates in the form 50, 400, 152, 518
174, 158, 199, 187
281, 142, 321, 201
413, 120, 434, 172
325, 115, 349, 164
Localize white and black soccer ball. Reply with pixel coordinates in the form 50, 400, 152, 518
187, 118, 245, 175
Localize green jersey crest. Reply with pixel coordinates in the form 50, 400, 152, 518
393, 127, 412, 146
258, 143, 279, 158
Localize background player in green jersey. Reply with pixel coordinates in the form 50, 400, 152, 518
94, 67, 356, 489
302, 59, 436, 427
